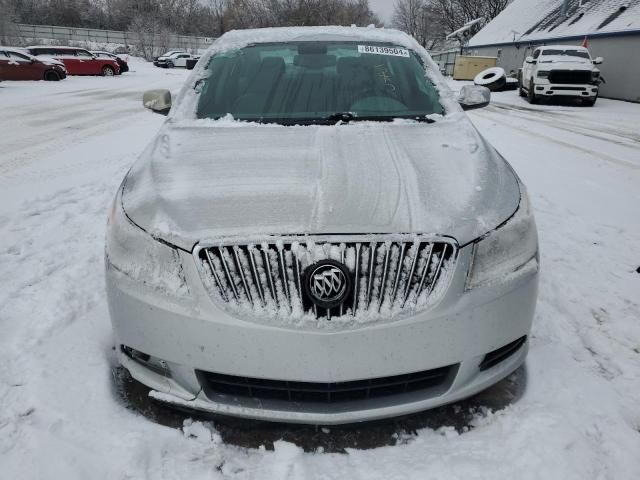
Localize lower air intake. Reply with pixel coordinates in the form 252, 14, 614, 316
197, 365, 456, 404
479, 336, 527, 371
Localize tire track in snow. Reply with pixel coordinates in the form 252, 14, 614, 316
488, 103, 640, 146
471, 109, 640, 172
0, 107, 145, 177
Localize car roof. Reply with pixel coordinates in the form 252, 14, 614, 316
0, 46, 28, 51
0, 46, 35, 57
539, 45, 589, 50
202, 26, 417, 61
213, 26, 412, 46
26, 45, 88, 50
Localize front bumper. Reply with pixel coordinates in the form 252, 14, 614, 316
107, 244, 538, 425
535, 82, 598, 97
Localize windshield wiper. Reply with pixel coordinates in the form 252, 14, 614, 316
321, 113, 436, 125
220, 114, 437, 126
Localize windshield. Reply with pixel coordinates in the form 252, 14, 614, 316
541, 49, 590, 59
195, 41, 444, 124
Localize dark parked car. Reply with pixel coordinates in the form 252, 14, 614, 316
91, 51, 129, 73
26, 46, 120, 76
0, 47, 67, 81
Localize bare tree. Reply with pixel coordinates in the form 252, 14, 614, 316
207, 0, 229, 35
128, 13, 172, 60
393, 0, 510, 49
430, 0, 510, 34
392, 0, 444, 48
0, 0, 21, 45
6, 0, 381, 42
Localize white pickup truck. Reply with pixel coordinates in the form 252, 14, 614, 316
519, 45, 603, 106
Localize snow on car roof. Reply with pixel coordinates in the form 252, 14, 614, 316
25, 45, 88, 50
209, 25, 417, 49
469, 0, 640, 47
0, 46, 36, 57
539, 44, 589, 50
0, 46, 29, 51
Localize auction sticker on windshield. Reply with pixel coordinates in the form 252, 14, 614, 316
358, 45, 410, 57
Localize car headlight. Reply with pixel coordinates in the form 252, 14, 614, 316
466, 184, 539, 290
105, 185, 189, 297
537, 71, 550, 78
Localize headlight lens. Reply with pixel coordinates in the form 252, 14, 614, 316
537, 71, 550, 78
466, 185, 538, 290
105, 186, 189, 297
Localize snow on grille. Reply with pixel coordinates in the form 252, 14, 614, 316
197, 236, 457, 322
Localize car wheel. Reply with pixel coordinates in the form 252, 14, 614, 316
518, 73, 526, 97
167, 61, 175, 68
44, 70, 60, 81
102, 65, 115, 77
527, 80, 538, 104
583, 95, 597, 107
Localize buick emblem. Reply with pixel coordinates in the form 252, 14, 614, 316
303, 260, 351, 309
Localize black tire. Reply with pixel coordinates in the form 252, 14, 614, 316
583, 95, 597, 107
518, 72, 527, 96
527, 80, 539, 104
44, 70, 60, 81
166, 61, 175, 68
519, 84, 527, 97
102, 65, 115, 77
485, 75, 507, 92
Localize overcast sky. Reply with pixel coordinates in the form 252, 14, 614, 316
369, 0, 395, 24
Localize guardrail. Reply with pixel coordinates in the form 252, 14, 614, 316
11, 23, 215, 52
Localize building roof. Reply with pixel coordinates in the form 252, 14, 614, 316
469, 0, 640, 47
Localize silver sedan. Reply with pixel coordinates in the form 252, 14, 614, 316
106, 26, 539, 425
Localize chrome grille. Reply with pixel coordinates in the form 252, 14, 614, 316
196, 235, 457, 321
548, 70, 591, 84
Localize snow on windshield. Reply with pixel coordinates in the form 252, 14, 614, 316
171, 26, 460, 120
193, 41, 444, 124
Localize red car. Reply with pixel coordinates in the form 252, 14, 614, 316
26, 46, 120, 76
0, 47, 67, 81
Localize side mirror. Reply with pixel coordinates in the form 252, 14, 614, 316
593, 57, 603, 65
525, 56, 536, 64
143, 89, 172, 115
458, 85, 491, 111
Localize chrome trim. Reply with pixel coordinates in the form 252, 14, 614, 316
194, 234, 458, 322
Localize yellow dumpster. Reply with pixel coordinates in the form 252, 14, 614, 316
453, 56, 498, 80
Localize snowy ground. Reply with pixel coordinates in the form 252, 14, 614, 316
1, 60, 639, 479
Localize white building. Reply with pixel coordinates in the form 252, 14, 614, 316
467, 0, 640, 102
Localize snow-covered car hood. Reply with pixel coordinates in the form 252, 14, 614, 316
36, 56, 66, 68
122, 115, 520, 251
